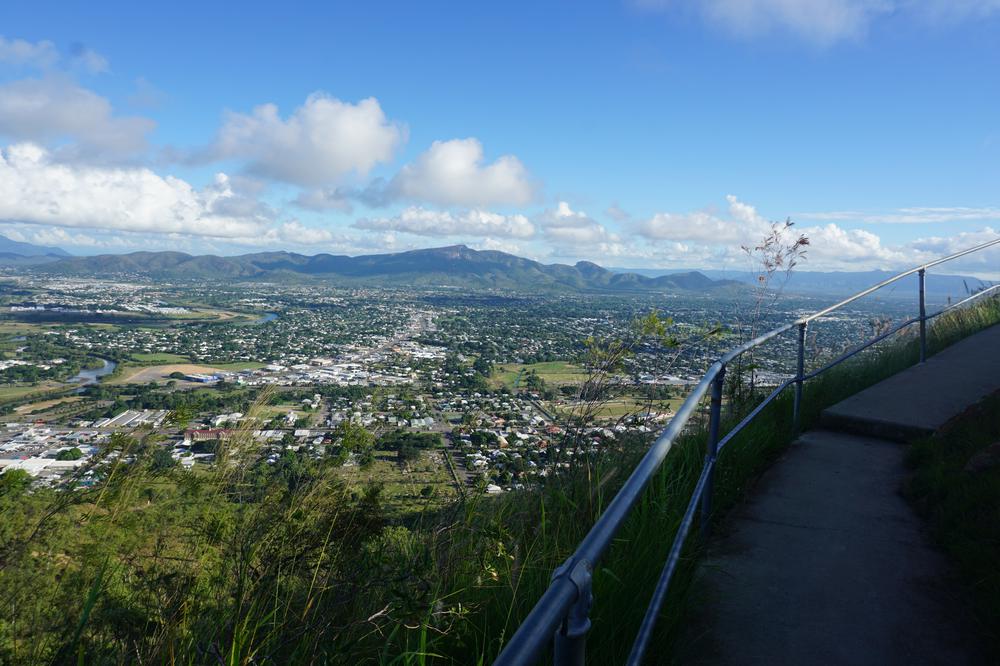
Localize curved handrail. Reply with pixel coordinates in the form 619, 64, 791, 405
494, 236, 1000, 666
798, 236, 1000, 324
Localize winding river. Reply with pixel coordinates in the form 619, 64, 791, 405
70, 358, 117, 386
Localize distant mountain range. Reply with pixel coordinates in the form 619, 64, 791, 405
609, 267, 994, 300
25, 245, 737, 293
0, 234, 71, 262
4, 234, 989, 299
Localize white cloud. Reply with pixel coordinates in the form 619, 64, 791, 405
0, 77, 153, 160
639, 194, 767, 243
634, 0, 1000, 45
270, 220, 337, 245
293, 187, 355, 212
210, 93, 405, 186
905, 227, 1000, 274
703, 0, 891, 44
801, 223, 907, 266
635, 194, 941, 270
796, 206, 1000, 224
606, 203, 632, 222
538, 201, 618, 245
910, 0, 1000, 21
0, 143, 271, 239
0, 224, 142, 250
69, 45, 109, 74
390, 138, 537, 207
0, 36, 110, 73
355, 206, 536, 238
477, 237, 533, 257
0, 36, 58, 68
633, 0, 891, 44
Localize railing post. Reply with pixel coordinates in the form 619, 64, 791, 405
793, 322, 807, 430
552, 558, 593, 666
700, 366, 726, 537
918, 268, 927, 363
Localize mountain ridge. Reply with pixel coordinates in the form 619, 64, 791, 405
30, 244, 735, 293
0, 234, 71, 258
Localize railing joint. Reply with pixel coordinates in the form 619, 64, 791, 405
552, 557, 593, 665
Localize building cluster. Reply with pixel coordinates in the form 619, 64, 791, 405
0, 425, 101, 483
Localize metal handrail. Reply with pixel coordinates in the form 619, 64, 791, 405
493, 236, 1000, 666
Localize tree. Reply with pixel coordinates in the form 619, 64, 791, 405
397, 444, 421, 464
729, 218, 810, 407
55, 447, 83, 461
472, 356, 493, 377
334, 421, 375, 453
0, 469, 31, 496
150, 447, 177, 472
166, 406, 195, 429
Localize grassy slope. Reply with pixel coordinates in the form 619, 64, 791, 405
438, 294, 1000, 664
1, 297, 996, 664
905, 392, 1000, 649
492, 361, 589, 388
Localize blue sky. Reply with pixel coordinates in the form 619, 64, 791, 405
0, 0, 998, 273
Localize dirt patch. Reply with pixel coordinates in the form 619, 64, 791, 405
116, 364, 228, 384
14, 396, 82, 413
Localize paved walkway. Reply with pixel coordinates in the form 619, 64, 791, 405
677, 324, 1000, 665
822, 323, 1000, 441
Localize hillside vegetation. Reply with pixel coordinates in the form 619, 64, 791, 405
905, 391, 1000, 650
31, 245, 735, 293
0, 296, 997, 665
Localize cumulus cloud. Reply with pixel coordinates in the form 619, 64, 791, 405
209, 93, 405, 186
389, 138, 537, 207
911, 0, 1000, 21
226, 220, 343, 248
293, 177, 396, 212
703, 0, 890, 43
0, 36, 58, 68
796, 206, 1000, 224
537, 201, 617, 245
801, 223, 908, 266
293, 188, 355, 212
0, 143, 272, 239
477, 237, 532, 256
635, 1, 1000, 45
905, 227, 1000, 273
0, 36, 110, 73
355, 206, 536, 238
639, 194, 766, 243
68, 44, 109, 74
0, 77, 153, 161
606, 203, 632, 222
633, 0, 892, 43
635, 194, 942, 270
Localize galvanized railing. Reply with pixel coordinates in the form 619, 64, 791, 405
494, 237, 1000, 666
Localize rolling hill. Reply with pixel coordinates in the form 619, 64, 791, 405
33, 244, 735, 293
0, 234, 71, 264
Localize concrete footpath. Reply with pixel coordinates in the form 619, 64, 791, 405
677, 324, 1000, 665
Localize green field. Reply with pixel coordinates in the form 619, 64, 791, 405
131, 352, 191, 364
211, 361, 266, 371
562, 397, 682, 420
336, 449, 459, 516
0, 322, 49, 336
0, 382, 67, 405
493, 361, 590, 388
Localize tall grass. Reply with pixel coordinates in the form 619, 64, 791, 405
404, 293, 1000, 663
0, 295, 997, 665
905, 392, 1000, 650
